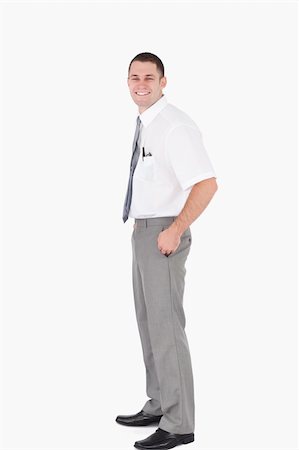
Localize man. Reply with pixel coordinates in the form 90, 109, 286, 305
116, 52, 218, 449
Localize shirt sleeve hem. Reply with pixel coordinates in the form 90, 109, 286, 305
181, 172, 217, 191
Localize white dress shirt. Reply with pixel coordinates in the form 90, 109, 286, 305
129, 94, 216, 219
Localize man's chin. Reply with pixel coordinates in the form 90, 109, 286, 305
134, 96, 151, 104
135, 94, 159, 106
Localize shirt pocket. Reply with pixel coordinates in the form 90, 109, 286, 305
135, 155, 155, 182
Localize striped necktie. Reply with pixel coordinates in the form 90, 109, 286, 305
122, 116, 141, 223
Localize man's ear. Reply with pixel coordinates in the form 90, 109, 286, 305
161, 76, 167, 89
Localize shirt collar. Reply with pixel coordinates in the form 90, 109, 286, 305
138, 94, 168, 128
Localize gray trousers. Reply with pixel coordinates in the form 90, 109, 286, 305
131, 216, 195, 434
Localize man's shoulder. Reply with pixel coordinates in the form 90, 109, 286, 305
160, 102, 198, 130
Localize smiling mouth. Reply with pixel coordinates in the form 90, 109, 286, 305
135, 92, 150, 96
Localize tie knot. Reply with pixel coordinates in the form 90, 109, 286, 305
136, 116, 141, 126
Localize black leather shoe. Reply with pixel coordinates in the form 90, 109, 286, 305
134, 427, 194, 449
115, 410, 163, 426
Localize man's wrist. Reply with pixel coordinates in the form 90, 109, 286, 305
170, 219, 188, 238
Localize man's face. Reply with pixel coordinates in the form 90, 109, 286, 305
127, 61, 167, 113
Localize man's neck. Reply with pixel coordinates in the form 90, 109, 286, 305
138, 94, 164, 114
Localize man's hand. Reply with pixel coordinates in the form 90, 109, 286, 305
157, 225, 181, 256
157, 177, 218, 256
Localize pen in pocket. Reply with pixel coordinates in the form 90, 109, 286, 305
142, 147, 152, 160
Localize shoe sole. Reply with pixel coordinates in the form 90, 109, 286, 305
134, 433, 194, 449
115, 418, 162, 427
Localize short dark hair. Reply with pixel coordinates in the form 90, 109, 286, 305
128, 52, 165, 79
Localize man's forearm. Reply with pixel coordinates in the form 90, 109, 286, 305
171, 177, 218, 237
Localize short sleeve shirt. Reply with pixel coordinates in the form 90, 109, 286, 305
129, 95, 217, 219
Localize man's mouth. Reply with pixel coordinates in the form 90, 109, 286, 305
135, 91, 150, 96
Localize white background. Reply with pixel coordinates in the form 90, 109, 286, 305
0, 1, 297, 449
